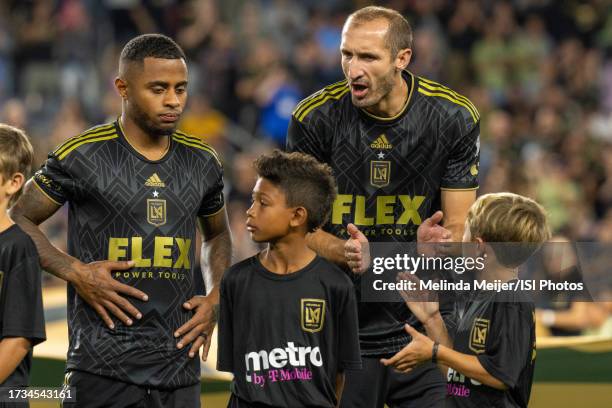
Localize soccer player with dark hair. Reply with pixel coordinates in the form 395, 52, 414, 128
10, 34, 232, 407
217, 150, 361, 407
286, 5, 480, 408
0, 125, 45, 408
383, 193, 550, 408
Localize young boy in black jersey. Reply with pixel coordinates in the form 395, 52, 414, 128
0, 125, 46, 406
217, 150, 361, 408
381, 193, 550, 408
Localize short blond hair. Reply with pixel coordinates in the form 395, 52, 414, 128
467, 193, 551, 266
0, 124, 33, 180
0, 124, 34, 206
346, 6, 413, 58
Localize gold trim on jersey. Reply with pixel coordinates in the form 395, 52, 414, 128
32, 178, 63, 206
199, 204, 226, 218
54, 126, 116, 159
58, 132, 118, 160
417, 77, 480, 122
440, 187, 479, 191
360, 71, 415, 122
172, 131, 222, 165
294, 82, 350, 122
53, 124, 115, 156
293, 80, 348, 118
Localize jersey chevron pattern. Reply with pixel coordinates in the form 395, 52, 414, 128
287, 71, 480, 355
33, 120, 224, 387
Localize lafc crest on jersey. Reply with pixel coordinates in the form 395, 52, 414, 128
371, 161, 391, 188
147, 199, 166, 227
301, 298, 326, 333
469, 318, 490, 354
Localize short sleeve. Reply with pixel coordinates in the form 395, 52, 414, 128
216, 274, 233, 372
0, 241, 46, 345
337, 282, 362, 370
198, 162, 225, 217
286, 115, 328, 163
441, 121, 480, 190
32, 153, 77, 205
477, 303, 534, 388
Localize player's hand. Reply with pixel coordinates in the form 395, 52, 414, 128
175, 294, 219, 361
417, 211, 452, 256
397, 272, 440, 325
380, 324, 434, 373
71, 260, 148, 329
344, 223, 370, 274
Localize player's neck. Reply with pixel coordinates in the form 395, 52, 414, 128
365, 73, 408, 118
120, 114, 170, 161
260, 235, 316, 275
0, 207, 14, 234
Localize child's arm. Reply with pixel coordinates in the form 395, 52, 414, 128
0, 337, 31, 384
436, 345, 507, 389
334, 371, 345, 408
381, 325, 507, 390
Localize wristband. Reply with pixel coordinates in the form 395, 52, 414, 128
432, 342, 440, 364
540, 310, 556, 327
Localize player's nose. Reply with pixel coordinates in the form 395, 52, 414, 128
346, 62, 365, 81
164, 91, 181, 108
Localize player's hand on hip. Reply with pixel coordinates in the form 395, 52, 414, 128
380, 324, 434, 373
175, 295, 219, 361
72, 260, 148, 330
417, 211, 452, 256
344, 223, 370, 274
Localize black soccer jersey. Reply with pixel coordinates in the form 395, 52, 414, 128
33, 120, 224, 388
447, 286, 536, 408
0, 224, 46, 387
287, 71, 480, 355
217, 255, 362, 408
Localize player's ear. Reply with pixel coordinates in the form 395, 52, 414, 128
395, 48, 412, 71
115, 77, 128, 99
290, 207, 308, 229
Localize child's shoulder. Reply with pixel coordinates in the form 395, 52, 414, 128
222, 256, 257, 282
0, 224, 37, 254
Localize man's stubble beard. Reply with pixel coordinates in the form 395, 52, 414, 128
351, 67, 396, 110
130, 101, 177, 137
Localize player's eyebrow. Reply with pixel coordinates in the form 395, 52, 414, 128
145, 80, 188, 87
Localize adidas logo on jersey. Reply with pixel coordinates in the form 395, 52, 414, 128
370, 134, 393, 149
145, 173, 165, 187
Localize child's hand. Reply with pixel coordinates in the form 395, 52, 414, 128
380, 324, 434, 373
397, 272, 440, 325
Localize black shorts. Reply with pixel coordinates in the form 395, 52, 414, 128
339, 357, 445, 408
60, 370, 200, 408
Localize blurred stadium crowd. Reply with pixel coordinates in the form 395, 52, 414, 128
1, 0, 611, 335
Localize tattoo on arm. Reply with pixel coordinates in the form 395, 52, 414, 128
9, 180, 80, 281
212, 304, 220, 322
198, 207, 233, 296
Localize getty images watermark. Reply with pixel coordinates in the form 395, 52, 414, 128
360, 242, 608, 302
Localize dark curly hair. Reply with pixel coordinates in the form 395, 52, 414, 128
254, 150, 337, 232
